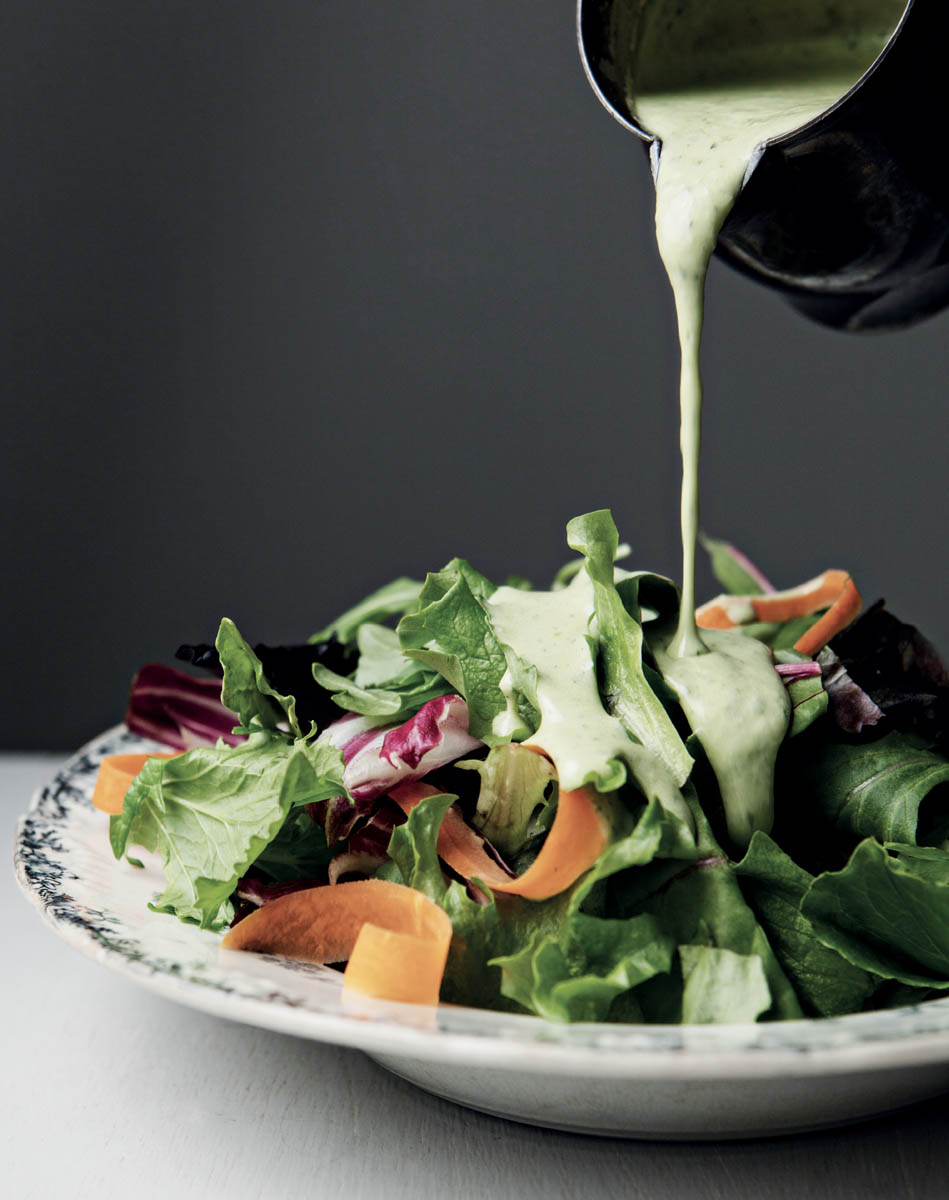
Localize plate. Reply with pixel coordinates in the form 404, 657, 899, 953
14, 726, 949, 1139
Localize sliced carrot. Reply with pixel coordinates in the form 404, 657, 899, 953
793, 576, 863, 658
389, 782, 515, 889
91, 752, 180, 814
221, 878, 452, 1005
696, 569, 861, 655
391, 775, 608, 903
489, 784, 608, 900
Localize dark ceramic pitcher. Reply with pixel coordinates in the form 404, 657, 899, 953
578, 0, 949, 331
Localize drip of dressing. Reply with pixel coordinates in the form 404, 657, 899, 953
632, 3, 901, 655
621, 0, 902, 841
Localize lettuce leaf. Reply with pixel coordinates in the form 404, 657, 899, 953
309, 577, 424, 645
251, 809, 334, 883
216, 618, 302, 737
679, 945, 771, 1024
312, 622, 451, 722
110, 732, 347, 929
457, 744, 556, 855
786, 729, 949, 847
699, 534, 774, 596
566, 510, 693, 787
397, 560, 528, 744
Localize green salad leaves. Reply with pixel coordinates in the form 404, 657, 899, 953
111, 509, 949, 1024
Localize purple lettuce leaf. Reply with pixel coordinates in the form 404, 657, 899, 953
125, 663, 245, 750
827, 601, 949, 743
310, 695, 483, 843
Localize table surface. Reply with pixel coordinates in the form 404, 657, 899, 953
7, 753, 949, 1200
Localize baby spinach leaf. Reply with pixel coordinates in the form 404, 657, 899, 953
736, 832, 876, 1016
799, 730, 949, 846
803, 839, 949, 987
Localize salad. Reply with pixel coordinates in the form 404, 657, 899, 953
93, 510, 949, 1024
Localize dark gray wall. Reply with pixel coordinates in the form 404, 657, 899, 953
4, 1, 948, 750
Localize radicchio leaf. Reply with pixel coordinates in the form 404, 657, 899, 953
125, 663, 245, 751
828, 601, 949, 745
818, 647, 884, 735
311, 696, 483, 842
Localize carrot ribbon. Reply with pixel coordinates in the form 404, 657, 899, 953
695, 569, 861, 656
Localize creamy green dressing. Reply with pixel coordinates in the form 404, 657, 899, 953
631, 1, 902, 657
487, 571, 693, 828
652, 627, 790, 847
614, 0, 903, 838
488, 572, 638, 791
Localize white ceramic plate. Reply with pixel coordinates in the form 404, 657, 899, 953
14, 726, 949, 1139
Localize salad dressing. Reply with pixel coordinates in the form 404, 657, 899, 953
622, 0, 902, 836
487, 572, 636, 792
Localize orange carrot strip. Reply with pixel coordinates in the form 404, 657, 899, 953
793, 577, 862, 658
389, 782, 515, 888
488, 784, 608, 900
221, 878, 452, 1005
91, 752, 180, 814
696, 569, 858, 637
749, 570, 851, 624
390, 776, 608, 901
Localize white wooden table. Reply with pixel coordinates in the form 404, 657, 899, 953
6, 754, 949, 1199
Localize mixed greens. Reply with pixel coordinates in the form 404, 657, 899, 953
111, 510, 949, 1024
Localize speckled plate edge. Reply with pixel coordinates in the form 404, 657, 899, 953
14, 725, 949, 1081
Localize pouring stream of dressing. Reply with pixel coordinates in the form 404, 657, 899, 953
631, 3, 902, 655
622, 1, 903, 838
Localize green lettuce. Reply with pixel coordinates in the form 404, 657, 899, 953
217, 618, 302, 737
311, 625, 451, 723
790, 730, 949, 847
309, 577, 423, 645
566, 510, 693, 787
397, 559, 529, 744
110, 733, 347, 929
679, 945, 771, 1023
456, 744, 556, 855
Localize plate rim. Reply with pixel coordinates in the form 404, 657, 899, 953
14, 724, 949, 1082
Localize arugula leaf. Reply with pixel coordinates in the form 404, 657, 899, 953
311, 621, 452, 723
679, 945, 771, 1023
312, 662, 450, 722
736, 832, 876, 1016
309, 577, 424, 645
397, 562, 527, 744
110, 733, 346, 929
216, 618, 301, 736
566, 510, 693, 787
456, 744, 556, 855
791, 729, 949, 847
803, 839, 949, 988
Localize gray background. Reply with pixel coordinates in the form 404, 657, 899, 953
4, 0, 947, 751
